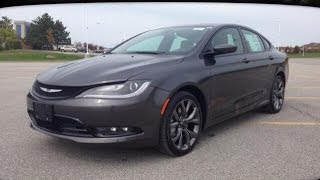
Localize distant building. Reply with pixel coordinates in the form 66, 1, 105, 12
13, 21, 30, 39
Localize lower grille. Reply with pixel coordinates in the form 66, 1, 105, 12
29, 111, 94, 137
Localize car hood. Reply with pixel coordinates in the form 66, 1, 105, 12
37, 53, 184, 86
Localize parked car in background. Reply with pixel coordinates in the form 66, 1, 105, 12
76, 46, 87, 53
93, 49, 104, 53
60, 45, 78, 52
103, 48, 112, 54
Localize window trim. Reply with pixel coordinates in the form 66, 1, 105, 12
200, 26, 245, 59
261, 36, 272, 51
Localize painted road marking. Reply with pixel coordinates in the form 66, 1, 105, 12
294, 74, 320, 79
259, 121, 320, 126
288, 87, 320, 89
286, 96, 320, 100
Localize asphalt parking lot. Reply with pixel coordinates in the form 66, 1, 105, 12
0, 58, 319, 180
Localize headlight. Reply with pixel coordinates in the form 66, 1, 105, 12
77, 80, 150, 99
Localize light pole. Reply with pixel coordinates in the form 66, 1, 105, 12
122, 2, 127, 42
96, 21, 100, 50
85, 4, 90, 58
276, 19, 281, 51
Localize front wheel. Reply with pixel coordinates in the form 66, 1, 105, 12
158, 91, 202, 156
263, 75, 285, 113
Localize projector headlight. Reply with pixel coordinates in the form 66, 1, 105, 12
77, 80, 150, 99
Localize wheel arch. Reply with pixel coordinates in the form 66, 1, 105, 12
275, 68, 286, 86
168, 83, 208, 130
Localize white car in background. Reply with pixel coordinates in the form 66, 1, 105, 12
60, 45, 78, 53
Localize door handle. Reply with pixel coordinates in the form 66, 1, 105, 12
268, 56, 274, 60
242, 58, 250, 63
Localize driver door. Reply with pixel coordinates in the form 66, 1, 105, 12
206, 27, 251, 119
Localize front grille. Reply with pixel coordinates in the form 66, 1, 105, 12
32, 81, 88, 99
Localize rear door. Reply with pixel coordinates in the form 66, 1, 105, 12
239, 28, 275, 104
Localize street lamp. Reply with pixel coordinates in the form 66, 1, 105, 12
122, 2, 127, 42
85, 4, 90, 58
276, 19, 281, 51
96, 20, 103, 50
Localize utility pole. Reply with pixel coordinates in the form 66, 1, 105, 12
85, 4, 90, 58
276, 19, 281, 51
96, 21, 100, 50
122, 2, 127, 42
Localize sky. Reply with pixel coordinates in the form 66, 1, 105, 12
0, 2, 319, 48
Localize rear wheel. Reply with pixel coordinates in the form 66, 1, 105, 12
263, 75, 285, 113
158, 91, 202, 156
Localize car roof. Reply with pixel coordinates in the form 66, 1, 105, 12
159, 23, 249, 29
159, 23, 268, 39
149, 24, 257, 34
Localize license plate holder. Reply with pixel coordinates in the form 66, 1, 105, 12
33, 102, 53, 122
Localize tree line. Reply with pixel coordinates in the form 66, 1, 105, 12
26, 13, 70, 50
0, 16, 21, 50
0, 13, 70, 51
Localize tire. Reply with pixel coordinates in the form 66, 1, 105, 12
262, 75, 285, 113
158, 91, 203, 156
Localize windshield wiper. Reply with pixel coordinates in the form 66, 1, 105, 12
127, 51, 166, 55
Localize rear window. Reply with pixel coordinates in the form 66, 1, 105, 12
240, 29, 265, 53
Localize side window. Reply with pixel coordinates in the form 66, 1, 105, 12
127, 35, 164, 52
240, 29, 265, 53
211, 28, 244, 54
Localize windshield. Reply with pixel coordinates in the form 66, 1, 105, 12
111, 26, 210, 55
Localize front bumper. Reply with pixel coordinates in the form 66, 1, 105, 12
30, 121, 144, 143
26, 86, 170, 146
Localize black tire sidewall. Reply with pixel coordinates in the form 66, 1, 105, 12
160, 91, 203, 156
269, 76, 285, 113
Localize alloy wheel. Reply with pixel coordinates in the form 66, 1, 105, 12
169, 99, 201, 151
272, 77, 285, 111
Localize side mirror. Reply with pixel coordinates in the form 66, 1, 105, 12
213, 44, 237, 55
203, 44, 238, 59
103, 49, 112, 54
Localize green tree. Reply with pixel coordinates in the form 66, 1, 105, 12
26, 13, 55, 49
53, 20, 70, 46
0, 16, 13, 29
293, 46, 300, 54
26, 13, 70, 49
0, 28, 12, 43
0, 16, 20, 50
46, 27, 54, 48
5, 35, 21, 50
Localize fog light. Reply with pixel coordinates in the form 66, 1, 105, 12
95, 126, 143, 137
